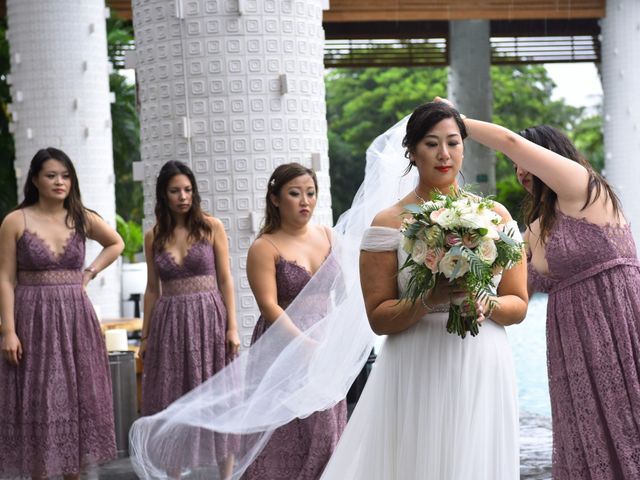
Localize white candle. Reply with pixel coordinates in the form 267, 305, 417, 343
105, 329, 129, 352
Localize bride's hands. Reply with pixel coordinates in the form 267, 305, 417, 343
423, 278, 465, 307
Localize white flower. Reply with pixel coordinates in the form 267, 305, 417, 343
431, 208, 458, 229
438, 252, 469, 280
411, 239, 429, 264
476, 238, 498, 264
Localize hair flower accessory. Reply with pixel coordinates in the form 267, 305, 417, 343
269, 178, 276, 188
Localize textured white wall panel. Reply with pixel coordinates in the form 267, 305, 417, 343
7, 0, 121, 318
601, 0, 640, 247
132, 0, 332, 346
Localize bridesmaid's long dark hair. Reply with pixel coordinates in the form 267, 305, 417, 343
17, 147, 89, 238
152, 160, 212, 252
518, 125, 621, 241
259, 163, 318, 236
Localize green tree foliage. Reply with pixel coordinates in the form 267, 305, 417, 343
326, 67, 447, 220
107, 15, 143, 224
0, 20, 16, 220
326, 63, 601, 223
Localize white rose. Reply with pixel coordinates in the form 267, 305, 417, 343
438, 252, 469, 280
433, 209, 458, 229
476, 238, 498, 264
482, 225, 500, 240
411, 239, 428, 264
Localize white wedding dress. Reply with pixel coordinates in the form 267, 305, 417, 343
320, 226, 520, 480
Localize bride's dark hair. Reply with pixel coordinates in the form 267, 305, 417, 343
518, 125, 621, 241
402, 102, 468, 175
152, 160, 212, 252
260, 162, 318, 236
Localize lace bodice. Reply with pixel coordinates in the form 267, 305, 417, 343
153, 241, 217, 282
17, 230, 85, 271
528, 211, 637, 293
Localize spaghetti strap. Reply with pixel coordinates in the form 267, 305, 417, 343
21, 208, 27, 229
262, 236, 282, 256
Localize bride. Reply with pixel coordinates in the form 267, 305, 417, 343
321, 101, 528, 479
129, 101, 527, 480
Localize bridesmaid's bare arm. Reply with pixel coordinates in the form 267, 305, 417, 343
246, 237, 283, 325
83, 210, 125, 286
210, 216, 240, 354
0, 211, 23, 365
140, 230, 159, 359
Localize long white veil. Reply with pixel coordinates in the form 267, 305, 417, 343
128, 115, 419, 479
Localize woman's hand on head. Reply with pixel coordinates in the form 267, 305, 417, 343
433, 96, 453, 107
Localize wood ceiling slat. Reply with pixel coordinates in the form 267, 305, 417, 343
324, 0, 605, 22
1, 1, 606, 22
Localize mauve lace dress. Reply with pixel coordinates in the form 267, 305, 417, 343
141, 240, 237, 463
528, 211, 640, 479
243, 257, 347, 480
0, 228, 116, 477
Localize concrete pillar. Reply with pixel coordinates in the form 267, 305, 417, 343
601, 0, 640, 246
132, 0, 332, 346
7, 0, 121, 318
448, 20, 495, 195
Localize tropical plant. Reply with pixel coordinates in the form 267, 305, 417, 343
116, 213, 143, 263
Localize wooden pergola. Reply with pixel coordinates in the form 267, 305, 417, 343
0, 0, 606, 67
1, 0, 605, 22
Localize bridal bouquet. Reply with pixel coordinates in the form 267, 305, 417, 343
400, 190, 523, 338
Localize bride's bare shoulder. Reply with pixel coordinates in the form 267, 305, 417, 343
371, 203, 405, 229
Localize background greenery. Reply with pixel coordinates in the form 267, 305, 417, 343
326, 64, 603, 222
0, 17, 603, 234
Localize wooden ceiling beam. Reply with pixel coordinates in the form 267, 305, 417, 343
324, 0, 605, 22
0, 1, 606, 23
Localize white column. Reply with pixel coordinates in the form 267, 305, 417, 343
132, 0, 332, 346
448, 20, 495, 195
601, 0, 640, 247
7, 0, 120, 318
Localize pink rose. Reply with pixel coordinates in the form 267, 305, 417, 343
424, 248, 444, 273
429, 208, 446, 223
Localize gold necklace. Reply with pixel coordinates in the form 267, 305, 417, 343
413, 188, 427, 204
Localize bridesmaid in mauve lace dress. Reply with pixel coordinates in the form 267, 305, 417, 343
0, 148, 124, 478
139, 160, 240, 479
460, 111, 640, 478
243, 163, 346, 480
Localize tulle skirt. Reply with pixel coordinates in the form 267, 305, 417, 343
320, 311, 520, 480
